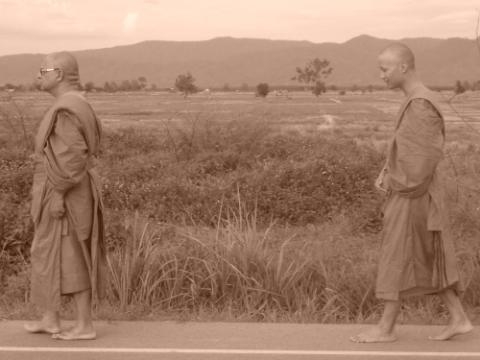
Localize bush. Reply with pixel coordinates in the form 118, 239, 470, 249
101, 124, 383, 227
256, 83, 270, 97
0, 156, 34, 284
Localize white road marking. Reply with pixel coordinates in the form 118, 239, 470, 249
0, 347, 480, 357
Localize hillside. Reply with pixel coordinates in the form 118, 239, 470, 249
0, 35, 479, 87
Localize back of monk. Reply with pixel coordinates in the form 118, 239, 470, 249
30, 91, 105, 311
376, 86, 461, 301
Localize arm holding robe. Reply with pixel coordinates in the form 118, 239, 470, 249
44, 110, 89, 219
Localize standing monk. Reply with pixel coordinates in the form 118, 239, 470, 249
351, 43, 472, 343
24, 51, 105, 340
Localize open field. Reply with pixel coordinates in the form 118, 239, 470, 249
1, 90, 479, 324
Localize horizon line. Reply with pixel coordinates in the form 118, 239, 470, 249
0, 33, 475, 58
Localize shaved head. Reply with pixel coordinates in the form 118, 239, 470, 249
45, 51, 80, 86
379, 43, 415, 70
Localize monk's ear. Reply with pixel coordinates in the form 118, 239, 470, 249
55, 68, 65, 82
400, 63, 408, 74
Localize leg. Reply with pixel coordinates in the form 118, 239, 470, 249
428, 288, 473, 341
350, 300, 400, 343
24, 310, 61, 334
52, 289, 96, 340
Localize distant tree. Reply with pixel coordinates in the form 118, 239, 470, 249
84, 81, 95, 92
175, 72, 198, 97
256, 83, 270, 97
103, 81, 113, 92
138, 76, 147, 89
472, 80, 480, 91
366, 84, 374, 93
131, 79, 142, 91
240, 83, 249, 92
110, 81, 119, 92
454, 80, 466, 95
292, 58, 333, 96
312, 81, 326, 97
120, 80, 132, 91
462, 80, 471, 92
222, 83, 231, 92
149, 83, 158, 91
4, 83, 16, 91
350, 84, 359, 93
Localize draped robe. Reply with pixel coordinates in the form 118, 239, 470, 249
375, 86, 461, 301
30, 91, 105, 310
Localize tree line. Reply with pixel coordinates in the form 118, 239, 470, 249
2, 60, 479, 97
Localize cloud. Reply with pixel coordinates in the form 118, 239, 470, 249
123, 12, 139, 33
429, 10, 477, 24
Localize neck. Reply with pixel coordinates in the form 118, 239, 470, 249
50, 82, 80, 98
400, 73, 424, 97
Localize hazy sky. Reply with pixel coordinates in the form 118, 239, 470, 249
1, 0, 479, 56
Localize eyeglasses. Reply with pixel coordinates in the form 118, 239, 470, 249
39, 68, 60, 76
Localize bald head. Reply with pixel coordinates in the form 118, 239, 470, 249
379, 43, 415, 71
46, 51, 80, 86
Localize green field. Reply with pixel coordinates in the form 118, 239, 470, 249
1, 90, 479, 324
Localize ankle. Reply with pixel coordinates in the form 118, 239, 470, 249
76, 320, 94, 329
41, 313, 59, 324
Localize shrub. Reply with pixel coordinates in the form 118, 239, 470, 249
101, 124, 383, 227
256, 83, 270, 97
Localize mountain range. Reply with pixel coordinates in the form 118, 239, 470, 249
1, 35, 479, 88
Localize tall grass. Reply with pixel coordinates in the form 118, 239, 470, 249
105, 199, 382, 322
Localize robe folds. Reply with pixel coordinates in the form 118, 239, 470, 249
30, 91, 105, 311
375, 86, 461, 301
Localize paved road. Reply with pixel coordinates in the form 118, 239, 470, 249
0, 321, 478, 359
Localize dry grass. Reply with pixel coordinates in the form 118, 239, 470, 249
104, 201, 380, 322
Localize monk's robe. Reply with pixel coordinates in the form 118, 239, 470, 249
375, 86, 461, 301
30, 91, 105, 311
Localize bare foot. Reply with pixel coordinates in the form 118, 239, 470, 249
350, 326, 397, 343
24, 321, 61, 335
51, 325, 96, 341
428, 321, 473, 341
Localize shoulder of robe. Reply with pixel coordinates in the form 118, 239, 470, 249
405, 98, 443, 130
54, 93, 97, 126
54, 109, 83, 132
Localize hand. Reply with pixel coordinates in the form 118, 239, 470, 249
374, 168, 388, 194
49, 191, 65, 219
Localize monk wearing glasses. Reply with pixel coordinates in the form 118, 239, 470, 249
24, 51, 105, 341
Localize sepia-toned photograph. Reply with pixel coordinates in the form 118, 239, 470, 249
0, 0, 479, 358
